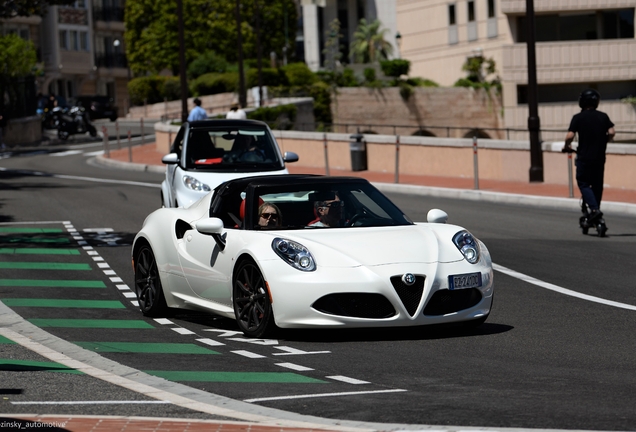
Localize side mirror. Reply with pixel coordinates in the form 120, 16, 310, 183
427, 209, 448, 224
283, 151, 299, 163
195, 218, 226, 250
162, 153, 179, 165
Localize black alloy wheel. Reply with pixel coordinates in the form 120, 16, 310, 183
134, 244, 167, 316
233, 260, 276, 338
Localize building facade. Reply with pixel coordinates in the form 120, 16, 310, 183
395, 0, 636, 141
1, 0, 129, 114
301, 0, 636, 141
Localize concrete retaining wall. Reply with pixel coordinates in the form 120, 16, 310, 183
154, 123, 636, 191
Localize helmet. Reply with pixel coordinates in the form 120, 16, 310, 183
579, 89, 600, 109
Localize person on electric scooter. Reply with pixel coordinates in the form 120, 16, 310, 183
562, 89, 615, 235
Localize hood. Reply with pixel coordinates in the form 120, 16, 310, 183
284, 224, 465, 267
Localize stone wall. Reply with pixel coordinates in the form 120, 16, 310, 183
2, 116, 42, 146
331, 87, 505, 139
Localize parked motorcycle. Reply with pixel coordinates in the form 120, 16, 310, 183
57, 106, 97, 140
41, 106, 67, 130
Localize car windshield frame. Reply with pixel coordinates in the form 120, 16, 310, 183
183, 123, 285, 172
236, 179, 413, 231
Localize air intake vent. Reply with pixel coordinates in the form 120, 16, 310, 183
390, 275, 425, 317
312, 293, 396, 319
423, 288, 482, 316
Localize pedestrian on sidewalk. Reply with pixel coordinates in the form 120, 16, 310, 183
562, 89, 615, 223
226, 104, 247, 120
187, 98, 208, 122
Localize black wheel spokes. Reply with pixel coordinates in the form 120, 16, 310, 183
236, 264, 267, 331
135, 248, 158, 310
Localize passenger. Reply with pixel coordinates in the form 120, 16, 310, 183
258, 202, 282, 228
308, 193, 342, 228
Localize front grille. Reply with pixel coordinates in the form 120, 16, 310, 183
312, 293, 396, 319
390, 275, 425, 317
423, 288, 482, 316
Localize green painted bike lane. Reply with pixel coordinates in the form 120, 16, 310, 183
0, 224, 326, 385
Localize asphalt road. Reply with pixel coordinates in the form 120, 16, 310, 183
1, 143, 635, 431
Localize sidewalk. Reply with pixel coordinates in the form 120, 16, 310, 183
103, 143, 636, 206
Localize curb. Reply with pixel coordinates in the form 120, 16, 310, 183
94, 155, 636, 216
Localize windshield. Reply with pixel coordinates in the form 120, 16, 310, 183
248, 182, 413, 230
184, 125, 284, 172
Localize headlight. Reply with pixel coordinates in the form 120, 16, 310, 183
452, 230, 480, 264
272, 238, 316, 272
183, 175, 211, 192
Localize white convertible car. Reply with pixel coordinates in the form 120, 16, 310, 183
133, 175, 494, 338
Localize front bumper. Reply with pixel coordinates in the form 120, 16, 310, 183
260, 259, 493, 329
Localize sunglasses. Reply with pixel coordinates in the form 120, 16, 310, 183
323, 201, 343, 208
260, 212, 279, 220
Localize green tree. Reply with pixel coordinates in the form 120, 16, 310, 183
322, 19, 342, 72
0, 0, 74, 18
454, 55, 501, 92
124, 0, 297, 76
0, 34, 37, 77
349, 18, 393, 64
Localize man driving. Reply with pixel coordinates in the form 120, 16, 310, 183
308, 192, 343, 228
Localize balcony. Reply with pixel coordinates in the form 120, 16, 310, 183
502, 39, 636, 84
95, 53, 128, 69
501, 0, 636, 14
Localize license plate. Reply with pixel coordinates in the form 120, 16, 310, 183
448, 272, 482, 290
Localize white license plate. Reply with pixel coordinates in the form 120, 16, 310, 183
448, 272, 482, 290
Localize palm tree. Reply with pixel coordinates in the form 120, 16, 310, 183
349, 18, 393, 64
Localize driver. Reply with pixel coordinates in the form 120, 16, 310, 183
232, 135, 266, 162
308, 192, 343, 228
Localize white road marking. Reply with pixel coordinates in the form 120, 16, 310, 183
196, 338, 225, 347
123, 292, 137, 298
12, 400, 171, 405
50, 150, 83, 157
244, 388, 407, 403
276, 363, 314, 371
154, 318, 173, 325
227, 337, 279, 345
273, 346, 331, 355
232, 350, 265, 359
84, 228, 114, 232
0, 167, 160, 188
326, 376, 370, 385
171, 328, 195, 335
493, 263, 636, 311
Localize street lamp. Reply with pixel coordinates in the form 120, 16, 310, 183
526, 0, 543, 182
395, 32, 402, 58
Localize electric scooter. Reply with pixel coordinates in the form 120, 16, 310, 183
562, 147, 608, 237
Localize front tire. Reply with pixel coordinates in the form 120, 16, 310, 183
134, 244, 167, 317
233, 259, 276, 338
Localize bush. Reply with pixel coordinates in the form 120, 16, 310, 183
162, 76, 183, 101
283, 62, 316, 87
308, 81, 332, 126
337, 68, 358, 87
248, 104, 297, 130
246, 68, 288, 88
380, 59, 411, 78
407, 77, 439, 87
187, 51, 229, 79
190, 72, 238, 96
128, 76, 166, 106
363, 67, 376, 82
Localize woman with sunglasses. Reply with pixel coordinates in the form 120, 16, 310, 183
258, 202, 282, 228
